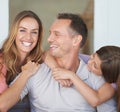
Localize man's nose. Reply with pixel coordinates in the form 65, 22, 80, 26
48, 34, 55, 42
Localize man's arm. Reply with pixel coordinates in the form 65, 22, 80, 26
0, 61, 40, 112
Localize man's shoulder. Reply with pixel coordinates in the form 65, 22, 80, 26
39, 62, 51, 70
36, 62, 51, 75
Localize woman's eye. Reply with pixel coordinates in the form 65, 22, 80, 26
32, 32, 38, 34
31, 32, 39, 36
19, 29, 25, 32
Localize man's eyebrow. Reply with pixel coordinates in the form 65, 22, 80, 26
50, 30, 62, 34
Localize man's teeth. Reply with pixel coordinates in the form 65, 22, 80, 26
50, 45, 57, 48
22, 42, 32, 46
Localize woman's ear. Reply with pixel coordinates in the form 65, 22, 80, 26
73, 35, 82, 46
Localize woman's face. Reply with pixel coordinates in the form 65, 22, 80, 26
87, 53, 102, 76
15, 17, 39, 56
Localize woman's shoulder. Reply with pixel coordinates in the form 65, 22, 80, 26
0, 50, 8, 93
0, 49, 7, 76
0, 49, 3, 56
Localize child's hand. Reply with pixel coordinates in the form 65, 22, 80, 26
58, 79, 73, 87
52, 68, 75, 87
52, 68, 75, 80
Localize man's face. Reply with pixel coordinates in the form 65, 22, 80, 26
48, 19, 75, 58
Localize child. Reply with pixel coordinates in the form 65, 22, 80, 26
51, 46, 120, 112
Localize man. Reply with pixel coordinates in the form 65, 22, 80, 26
0, 13, 111, 112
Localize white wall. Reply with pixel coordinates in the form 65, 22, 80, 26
0, 0, 9, 47
94, 0, 120, 51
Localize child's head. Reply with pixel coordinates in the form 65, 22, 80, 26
88, 46, 120, 83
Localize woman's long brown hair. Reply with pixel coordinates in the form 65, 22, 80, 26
2, 10, 43, 84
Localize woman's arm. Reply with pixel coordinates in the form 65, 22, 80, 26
53, 68, 115, 107
0, 59, 8, 94
0, 73, 8, 94
0, 61, 40, 112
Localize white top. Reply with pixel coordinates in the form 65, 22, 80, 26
20, 59, 106, 112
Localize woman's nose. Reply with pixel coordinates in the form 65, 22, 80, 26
26, 32, 32, 40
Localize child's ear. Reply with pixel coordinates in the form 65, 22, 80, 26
73, 35, 82, 46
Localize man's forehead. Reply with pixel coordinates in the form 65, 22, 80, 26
53, 19, 71, 25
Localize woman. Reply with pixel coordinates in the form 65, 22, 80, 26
0, 50, 7, 94
51, 46, 120, 112
0, 10, 43, 112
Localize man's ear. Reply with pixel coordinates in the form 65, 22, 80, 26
73, 35, 82, 46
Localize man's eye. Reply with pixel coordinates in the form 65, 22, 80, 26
32, 32, 38, 34
55, 33, 61, 37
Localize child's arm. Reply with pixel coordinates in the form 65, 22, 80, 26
44, 50, 72, 87
52, 68, 115, 107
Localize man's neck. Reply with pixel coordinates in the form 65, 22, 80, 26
56, 54, 80, 72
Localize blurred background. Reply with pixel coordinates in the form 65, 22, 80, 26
9, 0, 94, 54
0, 0, 120, 55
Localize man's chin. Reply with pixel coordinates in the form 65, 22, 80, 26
49, 49, 56, 55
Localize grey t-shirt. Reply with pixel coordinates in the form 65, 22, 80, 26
20, 59, 105, 112
97, 97, 117, 112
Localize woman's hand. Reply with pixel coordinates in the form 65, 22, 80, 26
21, 61, 40, 78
